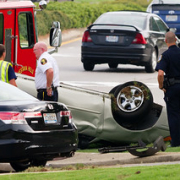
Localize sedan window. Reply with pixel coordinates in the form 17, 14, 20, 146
95, 13, 147, 30
150, 17, 159, 31
154, 16, 168, 33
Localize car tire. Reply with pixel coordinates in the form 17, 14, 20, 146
61, 151, 75, 157
108, 63, 118, 69
10, 161, 31, 172
83, 62, 94, 71
31, 159, 47, 167
145, 49, 157, 73
112, 81, 153, 122
109, 85, 121, 94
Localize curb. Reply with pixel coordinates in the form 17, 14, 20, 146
38, 28, 86, 46
61, 28, 86, 42
46, 152, 180, 168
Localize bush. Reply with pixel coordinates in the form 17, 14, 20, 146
35, 0, 150, 36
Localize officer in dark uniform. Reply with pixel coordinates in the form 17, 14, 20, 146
156, 31, 180, 147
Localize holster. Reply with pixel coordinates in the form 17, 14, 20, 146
163, 77, 176, 89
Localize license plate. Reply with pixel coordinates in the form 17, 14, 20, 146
43, 113, 57, 124
166, 15, 178, 22
106, 36, 118, 42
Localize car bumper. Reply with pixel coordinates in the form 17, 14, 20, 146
81, 43, 152, 66
0, 124, 78, 162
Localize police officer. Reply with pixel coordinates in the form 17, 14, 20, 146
156, 31, 180, 147
33, 42, 59, 101
0, 44, 17, 87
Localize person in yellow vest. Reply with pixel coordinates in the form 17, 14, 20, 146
0, 44, 17, 86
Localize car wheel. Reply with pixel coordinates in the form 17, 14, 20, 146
31, 159, 47, 167
10, 161, 31, 172
61, 151, 75, 157
108, 63, 118, 69
145, 49, 157, 73
109, 85, 121, 94
112, 81, 153, 122
83, 62, 94, 71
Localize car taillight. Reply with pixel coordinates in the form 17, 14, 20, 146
60, 111, 72, 124
0, 112, 42, 124
82, 31, 92, 42
132, 33, 147, 44
0, 112, 27, 124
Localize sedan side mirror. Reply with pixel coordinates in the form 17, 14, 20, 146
49, 21, 62, 47
39, 0, 47, 10
175, 36, 180, 48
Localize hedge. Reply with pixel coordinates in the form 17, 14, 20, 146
35, 0, 150, 36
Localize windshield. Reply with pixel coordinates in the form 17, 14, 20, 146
94, 13, 147, 30
147, 0, 180, 12
0, 81, 37, 101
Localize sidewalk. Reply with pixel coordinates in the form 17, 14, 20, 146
47, 151, 180, 168
1, 151, 180, 172
38, 28, 86, 45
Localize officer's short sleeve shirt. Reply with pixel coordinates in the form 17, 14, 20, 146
35, 52, 59, 89
8, 65, 17, 81
155, 52, 169, 73
155, 45, 180, 78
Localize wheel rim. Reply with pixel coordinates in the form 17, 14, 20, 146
116, 85, 144, 112
151, 51, 157, 70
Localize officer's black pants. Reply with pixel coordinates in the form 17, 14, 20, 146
164, 84, 180, 147
37, 89, 58, 102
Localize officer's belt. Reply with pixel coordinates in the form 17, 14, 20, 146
174, 80, 180, 83
37, 87, 57, 92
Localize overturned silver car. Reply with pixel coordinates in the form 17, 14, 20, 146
17, 75, 170, 148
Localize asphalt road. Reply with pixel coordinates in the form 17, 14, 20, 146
52, 29, 165, 106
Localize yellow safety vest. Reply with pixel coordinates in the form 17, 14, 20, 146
0, 60, 12, 83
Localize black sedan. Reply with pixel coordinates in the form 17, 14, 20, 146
0, 81, 78, 172
81, 11, 169, 73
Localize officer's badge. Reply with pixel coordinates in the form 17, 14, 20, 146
158, 55, 162, 62
41, 58, 47, 65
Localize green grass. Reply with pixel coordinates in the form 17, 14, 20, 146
165, 146, 180, 152
74, 0, 115, 3
77, 148, 99, 153
1, 143, 180, 179
2, 164, 180, 180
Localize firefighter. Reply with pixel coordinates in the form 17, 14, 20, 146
0, 44, 17, 87
33, 41, 59, 101
156, 31, 180, 147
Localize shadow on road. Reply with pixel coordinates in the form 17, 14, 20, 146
93, 67, 146, 73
